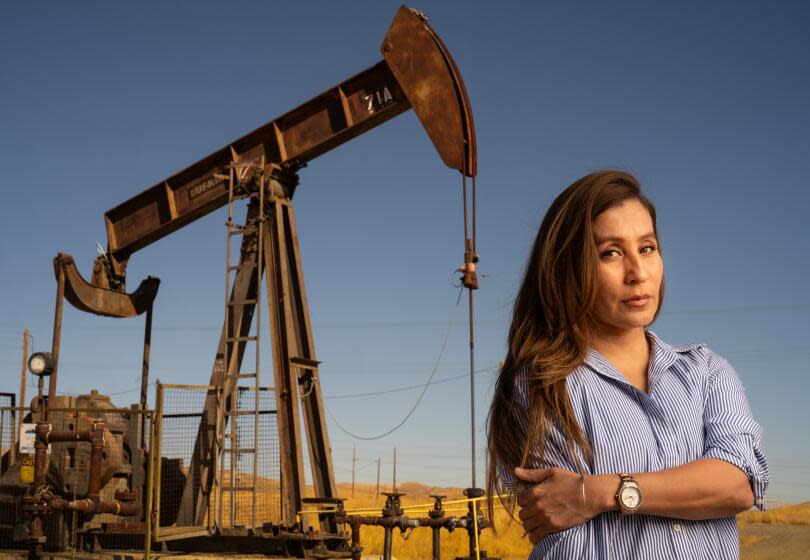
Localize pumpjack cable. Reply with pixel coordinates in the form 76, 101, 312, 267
324, 285, 464, 441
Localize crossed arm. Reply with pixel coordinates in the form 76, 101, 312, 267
515, 458, 754, 545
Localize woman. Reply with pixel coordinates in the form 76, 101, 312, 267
486, 170, 768, 559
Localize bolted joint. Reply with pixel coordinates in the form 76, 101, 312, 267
458, 239, 480, 289
34, 423, 50, 443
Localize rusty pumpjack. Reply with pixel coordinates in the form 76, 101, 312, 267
12, 5, 485, 559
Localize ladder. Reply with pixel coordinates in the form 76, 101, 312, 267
216, 156, 265, 529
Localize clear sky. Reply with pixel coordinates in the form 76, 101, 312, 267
1, 1, 808, 504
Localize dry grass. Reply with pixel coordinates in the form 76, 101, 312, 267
737, 502, 810, 560
219, 480, 808, 560
738, 502, 810, 527
306, 481, 531, 560
332, 484, 810, 560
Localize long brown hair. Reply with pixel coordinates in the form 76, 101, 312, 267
485, 170, 663, 521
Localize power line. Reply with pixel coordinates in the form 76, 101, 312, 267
324, 288, 463, 441
2, 301, 807, 333
55, 381, 156, 398
323, 365, 497, 400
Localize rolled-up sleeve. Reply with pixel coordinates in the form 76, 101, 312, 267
702, 351, 770, 511
496, 367, 585, 498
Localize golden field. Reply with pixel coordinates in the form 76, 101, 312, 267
214, 479, 809, 560
310, 481, 532, 560
324, 482, 810, 560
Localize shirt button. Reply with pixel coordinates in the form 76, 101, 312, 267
672, 523, 682, 532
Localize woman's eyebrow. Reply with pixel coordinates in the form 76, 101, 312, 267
595, 232, 656, 245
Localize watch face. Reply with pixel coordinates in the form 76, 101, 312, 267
620, 486, 641, 509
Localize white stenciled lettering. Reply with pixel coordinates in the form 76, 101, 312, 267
363, 86, 396, 113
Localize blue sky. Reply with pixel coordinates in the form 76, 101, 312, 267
1, 1, 808, 504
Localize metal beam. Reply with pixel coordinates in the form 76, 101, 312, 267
264, 197, 308, 527
102, 6, 477, 281
280, 203, 337, 532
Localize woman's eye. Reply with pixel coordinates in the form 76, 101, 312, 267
600, 249, 620, 258
641, 245, 658, 254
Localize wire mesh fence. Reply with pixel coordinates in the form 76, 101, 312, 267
154, 383, 280, 534
0, 401, 23, 545
0, 402, 154, 551
154, 384, 211, 530
0, 394, 17, 453
220, 386, 280, 527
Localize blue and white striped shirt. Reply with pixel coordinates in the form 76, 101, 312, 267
502, 331, 769, 560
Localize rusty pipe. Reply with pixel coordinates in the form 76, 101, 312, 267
350, 522, 362, 560
45, 421, 141, 517
50, 496, 141, 516
41, 422, 105, 496
432, 526, 440, 560
338, 513, 475, 560
43, 429, 92, 443
383, 526, 393, 560
28, 427, 50, 544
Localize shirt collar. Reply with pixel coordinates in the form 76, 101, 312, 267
582, 330, 680, 390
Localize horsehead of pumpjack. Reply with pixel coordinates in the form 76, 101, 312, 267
22, 5, 478, 557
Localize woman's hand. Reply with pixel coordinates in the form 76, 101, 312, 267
514, 467, 597, 544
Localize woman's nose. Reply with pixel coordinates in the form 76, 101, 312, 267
625, 253, 649, 284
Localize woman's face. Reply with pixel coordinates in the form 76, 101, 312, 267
591, 198, 663, 336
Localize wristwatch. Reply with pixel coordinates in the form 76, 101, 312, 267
615, 473, 642, 514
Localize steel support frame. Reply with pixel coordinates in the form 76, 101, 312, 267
264, 194, 337, 530
174, 175, 336, 533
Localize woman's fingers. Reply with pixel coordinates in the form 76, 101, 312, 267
520, 510, 546, 535
514, 467, 556, 483
516, 483, 546, 508
518, 501, 542, 522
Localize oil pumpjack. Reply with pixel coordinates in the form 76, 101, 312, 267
0, 6, 480, 558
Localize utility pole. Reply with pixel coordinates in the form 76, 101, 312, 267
15, 329, 29, 464
351, 443, 356, 498
375, 458, 381, 498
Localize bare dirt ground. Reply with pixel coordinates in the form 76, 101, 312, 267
741, 523, 810, 560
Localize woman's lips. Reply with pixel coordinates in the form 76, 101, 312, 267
623, 296, 652, 307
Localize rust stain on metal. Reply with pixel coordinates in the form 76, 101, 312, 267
100, 7, 476, 285
55, 253, 159, 318
383, 6, 477, 177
